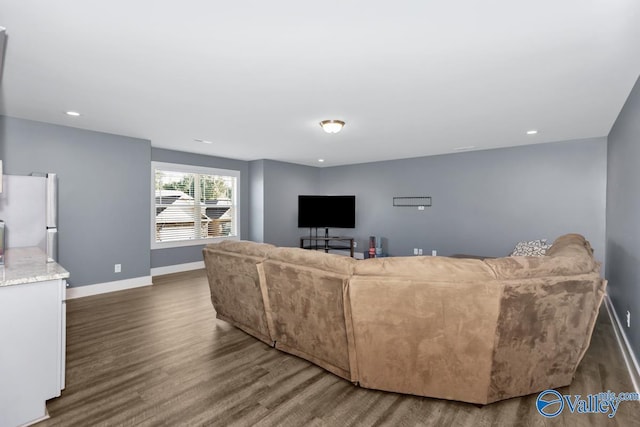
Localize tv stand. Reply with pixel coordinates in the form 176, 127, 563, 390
300, 228, 354, 257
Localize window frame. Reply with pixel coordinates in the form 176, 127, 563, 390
150, 161, 240, 249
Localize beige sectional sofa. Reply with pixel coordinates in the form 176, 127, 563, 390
202, 233, 606, 404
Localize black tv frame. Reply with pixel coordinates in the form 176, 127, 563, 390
298, 195, 355, 238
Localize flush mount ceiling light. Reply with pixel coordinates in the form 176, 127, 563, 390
194, 138, 213, 144
65, 111, 81, 117
526, 130, 538, 135
319, 120, 345, 134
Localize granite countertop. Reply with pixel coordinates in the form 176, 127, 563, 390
0, 247, 70, 287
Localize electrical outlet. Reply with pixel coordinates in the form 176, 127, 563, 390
353, 242, 357, 248
627, 311, 631, 328
418, 249, 423, 255
418, 205, 425, 211
432, 250, 437, 256
114, 264, 121, 273
413, 248, 418, 255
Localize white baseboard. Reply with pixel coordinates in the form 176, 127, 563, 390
150, 260, 205, 276
604, 294, 640, 395
66, 276, 153, 299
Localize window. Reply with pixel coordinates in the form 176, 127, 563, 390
151, 162, 240, 248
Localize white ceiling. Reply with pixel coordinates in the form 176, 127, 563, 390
1, 1, 639, 167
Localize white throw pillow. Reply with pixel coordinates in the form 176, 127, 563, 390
510, 239, 551, 256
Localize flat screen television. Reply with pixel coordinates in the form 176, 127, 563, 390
298, 195, 356, 229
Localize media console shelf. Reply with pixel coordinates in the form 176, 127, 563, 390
300, 236, 355, 258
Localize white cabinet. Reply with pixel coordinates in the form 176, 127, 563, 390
0, 278, 66, 427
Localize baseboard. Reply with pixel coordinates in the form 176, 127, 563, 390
150, 261, 205, 276
20, 410, 50, 427
604, 294, 640, 395
66, 276, 153, 299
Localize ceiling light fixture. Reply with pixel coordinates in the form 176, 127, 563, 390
318, 158, 325, 163
454, 146, 476, 151
526, 130, 538, 135
319, 120, 345, 134
194, 138, 213, 144
65, 111, 81, 117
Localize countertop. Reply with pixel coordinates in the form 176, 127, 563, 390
0, 247, 69, 287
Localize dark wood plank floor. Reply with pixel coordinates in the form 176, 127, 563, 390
39, 270, 639, 426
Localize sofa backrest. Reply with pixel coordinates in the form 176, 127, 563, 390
349, 255, 501, 403
203, 240, 276, 345
260, 247, 358, 381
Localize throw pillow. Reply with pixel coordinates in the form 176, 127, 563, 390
510, 239, 551, 256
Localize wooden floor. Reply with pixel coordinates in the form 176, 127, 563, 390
39, 270, 639, 427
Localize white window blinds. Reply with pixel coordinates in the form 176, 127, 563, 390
152, 163, 239, 246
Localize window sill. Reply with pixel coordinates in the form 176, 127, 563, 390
151, 235, 240, 250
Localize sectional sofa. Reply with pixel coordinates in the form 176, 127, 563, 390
202, 233, 606, 404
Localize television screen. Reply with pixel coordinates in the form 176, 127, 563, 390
298, 195, 356, 228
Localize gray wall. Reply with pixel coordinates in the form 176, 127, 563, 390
150, 148, 250, 268
0, 115, 611, 293
249, 160, 265, 242
320, 138, 608, 262
606, 75, 640, 361
0, 116, 151, 287
261, 160, 320, 247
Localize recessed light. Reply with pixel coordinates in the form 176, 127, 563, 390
526, 130, 538, 135
65, 111, 81, 117
454, 146, 476, 151
318, 159, 325, 163
194, 139, 213, 144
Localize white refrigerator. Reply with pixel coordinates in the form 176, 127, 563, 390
0, 173, 58, 262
